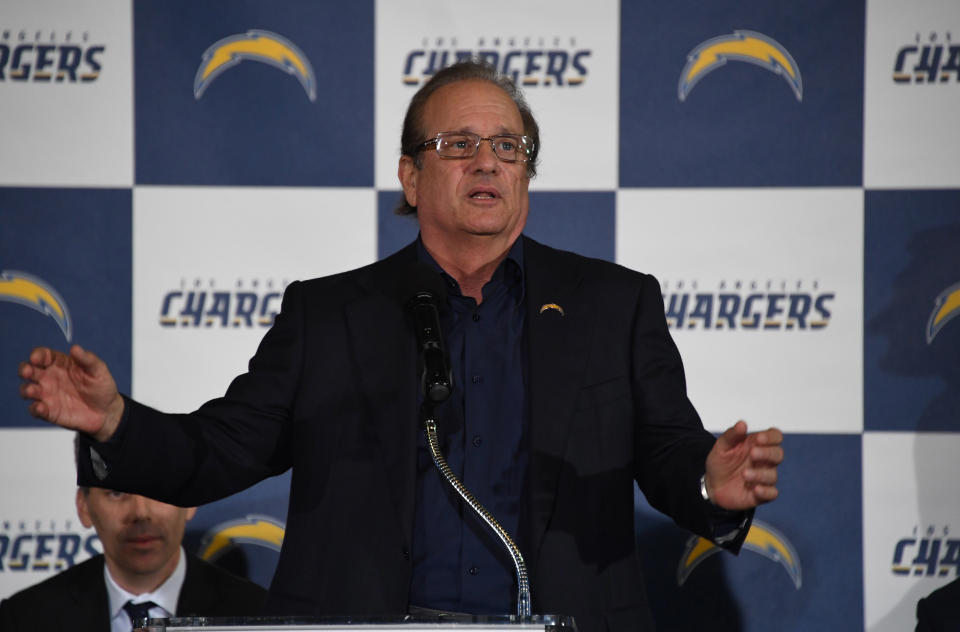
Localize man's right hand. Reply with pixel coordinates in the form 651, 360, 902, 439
18, 345, 124, 442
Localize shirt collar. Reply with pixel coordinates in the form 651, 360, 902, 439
105, 545, 186, 626
416, 235, 525, 303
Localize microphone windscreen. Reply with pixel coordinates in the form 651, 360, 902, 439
395, 261, 447, 306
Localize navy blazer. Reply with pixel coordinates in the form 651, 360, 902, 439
78, 236, 748, 632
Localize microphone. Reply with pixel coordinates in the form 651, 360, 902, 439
398, 263, 453, 404
399, 264, 532, 618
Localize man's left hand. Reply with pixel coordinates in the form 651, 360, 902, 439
704, 421, 783, 511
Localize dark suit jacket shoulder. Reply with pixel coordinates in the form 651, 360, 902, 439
179, 554, 267, 617
0, 553, 265, 632
916, 576, 960, 632
0, 555, 107, 632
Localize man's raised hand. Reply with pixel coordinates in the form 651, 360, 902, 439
19, 344, 124, 442
704, 421, 784, 511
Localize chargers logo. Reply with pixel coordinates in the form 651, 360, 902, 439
1, 519, 99, 573
194, 30, 316, 101
198, 515, 285, 562
892, 525, 958, 577
662, 278, 833, 331
0, 270, 72, 341
0, 30, 105, 83
402, 36, 590, 87
679, 30, 802, 102
677, 520, 802, 589
159, 277, 287, 329
893, 32, 959, 84
926, 282, 960, 344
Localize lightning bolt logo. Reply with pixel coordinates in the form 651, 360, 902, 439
926, 282, 960, 344
679, 30, 802, 102
677, 520, 802, 589
539, 303, 565, 316
194, 30, 317, 101
0, 270, 72, 341
198, 515, 285, 561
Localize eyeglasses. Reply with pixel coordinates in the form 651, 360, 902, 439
416, 131, 534, 163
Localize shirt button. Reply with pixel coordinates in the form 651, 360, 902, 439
471, 375, 482, 384
472, 313, 480, 322
468, 566, 479, 576
472, 435, 482, 447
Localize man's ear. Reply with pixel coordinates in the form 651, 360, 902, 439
75, 488, 93, 529
398, 155, 418, 208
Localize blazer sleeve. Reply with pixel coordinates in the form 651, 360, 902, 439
631, 273, 751, 550
77, 280, 310, 505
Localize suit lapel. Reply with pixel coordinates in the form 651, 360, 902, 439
67, 555, 112, 632
522, 237, 595, 571
178, 554, 210, 615
343, 243, 420, 546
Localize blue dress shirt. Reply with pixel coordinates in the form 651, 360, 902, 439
409, 238, 529, 614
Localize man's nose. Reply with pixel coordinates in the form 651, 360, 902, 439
471, 139, 500, 172
128, 495, 152, 521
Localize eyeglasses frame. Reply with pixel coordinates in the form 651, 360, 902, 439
415, 131, 534, 164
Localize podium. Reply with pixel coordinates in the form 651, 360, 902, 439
140, 615, 577, 632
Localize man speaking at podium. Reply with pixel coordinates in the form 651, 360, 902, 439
18, 60, 783, 631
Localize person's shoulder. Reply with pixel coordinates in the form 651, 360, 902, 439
522, 235, 656, 285
917, 576, 960, 629
289, 240, 418, 298
0, 555, 103, 615
183, 554, 268, 610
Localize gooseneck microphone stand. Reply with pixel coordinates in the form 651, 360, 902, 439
405, 263, 532, 619
420, 401, 533, 619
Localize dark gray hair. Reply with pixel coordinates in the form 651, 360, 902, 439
395, 58, 541, 215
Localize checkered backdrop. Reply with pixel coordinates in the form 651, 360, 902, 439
1, 1, 958, 630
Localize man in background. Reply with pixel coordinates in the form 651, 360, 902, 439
0, 443, 266, 632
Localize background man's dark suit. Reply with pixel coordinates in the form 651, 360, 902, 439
78, 236, 749, 631
0, 553, 266, 631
